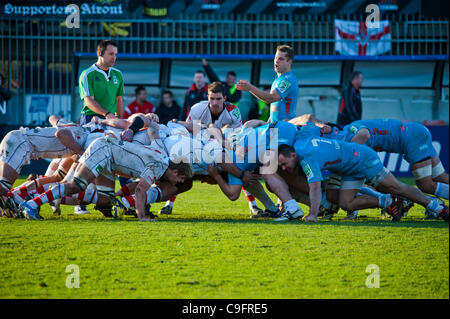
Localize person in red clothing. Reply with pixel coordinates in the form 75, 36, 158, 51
123, 86, 155, 119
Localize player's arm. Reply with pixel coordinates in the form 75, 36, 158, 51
116, 96, 124, 118
135, 178, 152, 221
350, 128, 370, 145
207, 165, 242, 201
289, 114, 331, 133
146, 121, 160, 141
100, 118, 130, 129
243, 119, 267, 128
236, 80, 281, 104
55, 129, 85, 156
83, 96, 116, 119
305, 181, 321, 222
49, 115, 62, 127
120, 114, 150, 141
215, 151, 260, 184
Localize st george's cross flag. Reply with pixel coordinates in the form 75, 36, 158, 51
335, 19, 391, 56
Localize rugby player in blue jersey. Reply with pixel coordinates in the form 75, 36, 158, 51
340, 119, 449, 201
208, 120, 305, 219
236, 45, 298, 122
277, 122, 448, 222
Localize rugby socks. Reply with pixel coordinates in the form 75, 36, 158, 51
359, 187, 384, 198
242, 188, 258, 210
121, 195, 135, 209
165, 195, 176, 208
12, 183, 56, 205
121, 186, 162, 209
27, 184, 66, 209
378, 194, 393, 209
435, 183, 449, 200
244, 183, 278, 212
320, 193, 333, 210
426, 198, 444, 215
62, 186, 98, 205
147, 186, 162, 205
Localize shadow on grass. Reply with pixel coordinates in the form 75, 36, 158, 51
24, 214, 450, 229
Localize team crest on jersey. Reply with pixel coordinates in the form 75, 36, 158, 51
301, 160, 314, 180
278, 79, 291, 93
232, 108, 241, 118
112, 75, 118, 84
349, 125, 359, 134
96, 165, 103, 175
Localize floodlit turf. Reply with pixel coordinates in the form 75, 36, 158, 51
0, 178, 448, 299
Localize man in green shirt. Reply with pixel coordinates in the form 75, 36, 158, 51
75, 40, 124, 215
78, 39, 124, 125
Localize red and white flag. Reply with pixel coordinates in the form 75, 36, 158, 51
335, 19, 391, 56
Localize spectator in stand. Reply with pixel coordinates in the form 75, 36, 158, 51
156, 90, 182, 125
337, 71, 363, 127
181, 70, 208, 120
201, 59, 242, 106
123, 86, 155, 119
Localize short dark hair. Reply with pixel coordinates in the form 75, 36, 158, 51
162, 90, 173, 97
97, 39, 117, 56
351, 71, 363, 80
208, 81, 225, 95
276, 44, 294, 61
226, 71, 236, 77
135, 86, 146, 96
194, 70, 205, 76
278, 144, 296, 157
168, 161, 193, 178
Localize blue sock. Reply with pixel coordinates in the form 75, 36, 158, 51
359, 187, 384, 198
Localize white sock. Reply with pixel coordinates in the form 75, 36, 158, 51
435, 183, 449, 200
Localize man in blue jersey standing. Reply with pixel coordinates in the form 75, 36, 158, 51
236, 45, 298, 122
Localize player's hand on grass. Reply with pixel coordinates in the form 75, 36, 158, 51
304, 214, 318, 222
121, 128, 134, 142
236, 80, 252, 91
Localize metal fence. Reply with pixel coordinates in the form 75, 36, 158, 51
0, 14, 448, 125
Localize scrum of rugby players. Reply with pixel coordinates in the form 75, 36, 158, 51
0, 83, 448, 222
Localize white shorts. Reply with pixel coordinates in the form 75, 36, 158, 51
23, 127, 76, 159
0, 130, 32, 172
80, 136, 169, 185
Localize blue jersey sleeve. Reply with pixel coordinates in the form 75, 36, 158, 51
300, 159, 323, 184
273, 75, 293, 100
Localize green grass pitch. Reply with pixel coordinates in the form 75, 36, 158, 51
0, 178, 448, 299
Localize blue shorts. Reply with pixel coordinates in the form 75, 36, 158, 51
79, 114, 105, 125
342, 147, 385, 183
403, 123, 437, 164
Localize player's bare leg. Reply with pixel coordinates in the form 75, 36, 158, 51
412, 157, 449, 200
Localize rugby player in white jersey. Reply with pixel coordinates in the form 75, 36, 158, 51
21, 120, 192, 221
